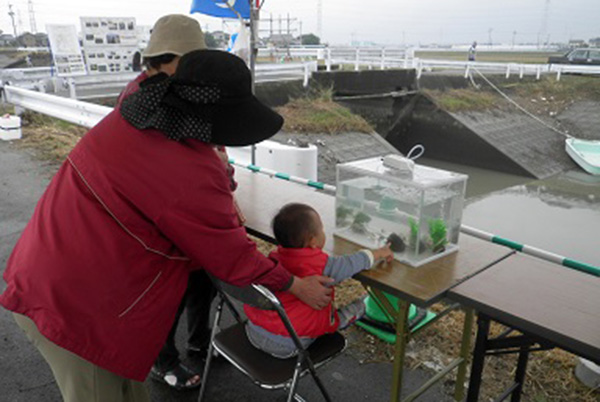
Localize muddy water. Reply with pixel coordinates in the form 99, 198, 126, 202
419, 158, 600, 266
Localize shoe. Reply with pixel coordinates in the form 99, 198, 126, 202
150, 362, 202, 391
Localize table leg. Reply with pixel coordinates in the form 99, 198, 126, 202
466, 314, 490, 402
511, 346, 530, 402
454, 308, 474, 401
390, 298, 410, 402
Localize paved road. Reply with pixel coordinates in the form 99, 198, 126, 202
0, 140, 449, 402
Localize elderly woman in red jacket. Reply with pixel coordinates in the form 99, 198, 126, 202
0, 50, 332, 402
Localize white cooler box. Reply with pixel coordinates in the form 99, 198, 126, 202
0, 115, 22, 141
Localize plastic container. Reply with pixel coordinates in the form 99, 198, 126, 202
335, 155, 468, 267
0, 115, 22, 141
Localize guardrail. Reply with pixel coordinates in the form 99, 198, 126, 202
2, 85, 110, 128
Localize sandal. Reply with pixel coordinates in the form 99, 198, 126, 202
150, 363, 202, 391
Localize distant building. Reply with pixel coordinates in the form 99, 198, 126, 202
589, 38, 600, 48
568, 39, 587, 48
81, 16, 139, 74
266, 34, 300, 47
0, 34, 17, 47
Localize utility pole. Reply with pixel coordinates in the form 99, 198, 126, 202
8, 4, 17, 37
317, 0, 322, 40
28, 0, 36, 33
540, 0, 550, 49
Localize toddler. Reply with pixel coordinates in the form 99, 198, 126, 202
244, 203, 393, 358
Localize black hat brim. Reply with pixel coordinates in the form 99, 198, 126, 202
210, 95, 284, 147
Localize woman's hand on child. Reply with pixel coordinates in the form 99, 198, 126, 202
373, 244, 394, 264
288, 275, 334, 310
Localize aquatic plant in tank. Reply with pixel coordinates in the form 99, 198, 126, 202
428, 218, 448, 253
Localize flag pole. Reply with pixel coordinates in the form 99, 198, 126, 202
249, 0, 259, 164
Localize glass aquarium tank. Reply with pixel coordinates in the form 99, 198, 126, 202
335, 155, 468, 267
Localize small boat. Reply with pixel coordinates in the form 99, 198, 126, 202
565, 138, 600, 176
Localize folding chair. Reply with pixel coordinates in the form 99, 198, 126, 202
198, 275, 347, 402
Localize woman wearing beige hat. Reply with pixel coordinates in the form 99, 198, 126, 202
119, 14, 219, 392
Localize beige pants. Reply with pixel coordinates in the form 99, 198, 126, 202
13, 313, 150, 402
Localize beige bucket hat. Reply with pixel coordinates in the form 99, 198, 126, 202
143, 14, 206, 58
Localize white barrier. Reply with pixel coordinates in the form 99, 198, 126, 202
228, 141, 318, 181
3, 85, 111, 128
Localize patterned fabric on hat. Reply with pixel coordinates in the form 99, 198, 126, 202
119, 75, 222, 142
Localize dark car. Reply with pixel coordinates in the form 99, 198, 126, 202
548, 48, 600, 65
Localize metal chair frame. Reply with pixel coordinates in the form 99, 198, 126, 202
198, 278, 346, 402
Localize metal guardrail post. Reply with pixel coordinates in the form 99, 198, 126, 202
505, 65, 511, 79
381, 48, 386, 70
68, 78, 77, 99
355, 48, 360, 71
464, 65, 470, 79
326, 48, 332, 72
556, 67, 562, 81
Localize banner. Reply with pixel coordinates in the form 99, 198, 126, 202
190, 0, 250, 19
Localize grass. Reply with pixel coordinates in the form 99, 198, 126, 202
276, 86, 374, 134
424, 88, 501, 112
425, 75, 600, 116
14, 110, 87, 164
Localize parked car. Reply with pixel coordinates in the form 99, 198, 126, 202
548, 48, 600, 65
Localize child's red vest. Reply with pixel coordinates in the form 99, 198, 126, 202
244, 247, 340, 338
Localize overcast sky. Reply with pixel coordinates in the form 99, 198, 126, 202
0, 0, 597, 45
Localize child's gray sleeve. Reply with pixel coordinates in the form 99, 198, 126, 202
323, 250, 374, 284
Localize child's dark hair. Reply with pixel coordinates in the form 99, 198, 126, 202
272, 203, 319, 248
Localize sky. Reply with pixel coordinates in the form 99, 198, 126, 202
0, 0, 598, 46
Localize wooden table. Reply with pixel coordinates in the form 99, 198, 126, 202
235, 169, 514, 401
449, 253, 600, 401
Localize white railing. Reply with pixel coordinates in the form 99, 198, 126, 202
3, 85, 111, 128
255, 61, 317, 87
414, 58, 600, 81
1, 61, 318, 99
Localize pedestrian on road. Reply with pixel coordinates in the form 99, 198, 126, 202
468, 41, 477, 61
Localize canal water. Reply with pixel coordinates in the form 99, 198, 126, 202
419, 158, 600, 267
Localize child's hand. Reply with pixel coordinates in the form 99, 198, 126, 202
372, 243, 394, 264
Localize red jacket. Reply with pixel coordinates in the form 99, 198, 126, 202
245, 247, 339, 338
0, 110, 291, 381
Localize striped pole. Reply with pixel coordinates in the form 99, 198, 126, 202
461, 225, 600, 277
231, 159, 600, 277
230, 158, 337, 192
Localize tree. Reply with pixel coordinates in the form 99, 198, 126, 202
204, 32, 218, 49
300, 33, 320, 46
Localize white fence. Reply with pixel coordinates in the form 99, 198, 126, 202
414, 58, 600, 81
0, 61, 318, 100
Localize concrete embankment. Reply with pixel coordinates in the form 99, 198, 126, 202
298, 70, 600, 179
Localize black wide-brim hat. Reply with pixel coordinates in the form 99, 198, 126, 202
120, 49, 284, 146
